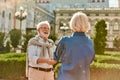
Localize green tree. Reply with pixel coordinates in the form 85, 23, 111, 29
22, 33, 34, 52
9, 29, 21, 50
94, 19, 107, 54
0, 32, 5, 47
113, 36, 120, 49
5, 41, 10, 52
49, 20, 57, 42
49, 34, 57, 42
0, 32, 5, 52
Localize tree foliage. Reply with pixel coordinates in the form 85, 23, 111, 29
49, 34, 57, 42
0, 32, 5, 52
9, 29, 21, 49
94, 19, 107, 54
0, 32, 5, 46
5, 41, 10, 52
22, 33, 35, 52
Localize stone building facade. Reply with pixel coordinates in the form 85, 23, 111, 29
0, 0, 28, 33
0, 0, 110, 33
0, 0, 119, 48
119, 0, 120, 7
54, 7, 120, 48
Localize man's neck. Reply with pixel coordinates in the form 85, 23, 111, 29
43, 38, 47, 42
39, 35, 48, 42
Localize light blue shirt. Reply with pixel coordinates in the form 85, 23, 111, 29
27, 36, 56, 68
54, 32, 95, 80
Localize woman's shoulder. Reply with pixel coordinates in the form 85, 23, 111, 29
60, 36, 72, 41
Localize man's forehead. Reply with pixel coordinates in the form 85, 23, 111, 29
40, 24, 49, 28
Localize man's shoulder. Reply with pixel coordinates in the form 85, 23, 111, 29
28, 36, 39, 43
28, 36, 40, 46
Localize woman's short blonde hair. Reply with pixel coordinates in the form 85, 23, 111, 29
70, 12, 90, 32
36, 21, 50, 31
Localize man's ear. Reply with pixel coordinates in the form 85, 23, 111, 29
38, 28, 40, 32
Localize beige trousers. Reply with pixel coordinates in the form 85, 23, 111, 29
28, 67, 54, 80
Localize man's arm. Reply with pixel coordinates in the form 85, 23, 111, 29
37, 58, 57, 65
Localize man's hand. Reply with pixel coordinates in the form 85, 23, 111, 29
37, 58, 57, 65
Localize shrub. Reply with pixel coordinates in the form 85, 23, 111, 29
0, 32, 5, 53
5, 41, 10, 52
94, 19, 107, 54
22, 33, 35, 52
0, 53, 26, 80
9, 29, 21, 50
49, 34, 57, 42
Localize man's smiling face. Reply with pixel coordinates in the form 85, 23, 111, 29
38, 24, 50, 40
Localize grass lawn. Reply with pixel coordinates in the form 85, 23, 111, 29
91, 68, 120, 80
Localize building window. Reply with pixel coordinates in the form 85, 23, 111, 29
114, 22, 119, 30
106, 22, 109, 30
96, 13, 99, 16
102, 0, 105, 2
92, 0, 95, 2
97, 0, 100, 2
9, 13, 11, 20
2, 11, 5, 18
39, 0, 49, 3
105, 13, 108, 16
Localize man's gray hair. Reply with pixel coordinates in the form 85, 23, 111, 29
36, 21, 50, 31
70, 12, 90, 32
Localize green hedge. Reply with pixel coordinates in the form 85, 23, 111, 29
0, 53, 26, 80
0, 51, 120, 80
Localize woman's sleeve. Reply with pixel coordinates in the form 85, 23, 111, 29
90, 40, 95, 63
54, 41, 65, 62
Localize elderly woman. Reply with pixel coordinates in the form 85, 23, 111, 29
54, 12, 95, 80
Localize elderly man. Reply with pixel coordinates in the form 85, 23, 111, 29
26, 21, 56, 80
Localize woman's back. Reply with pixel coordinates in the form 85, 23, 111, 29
57, 32, 94, 80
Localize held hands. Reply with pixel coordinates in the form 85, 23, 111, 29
47, 59, 56, 65
37, 58, 56, 65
